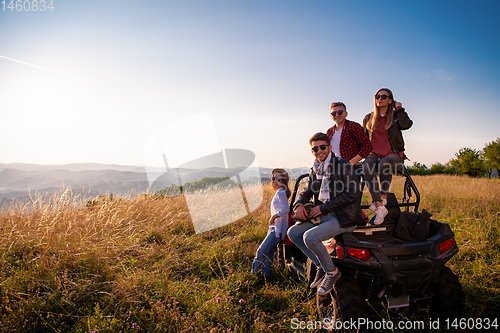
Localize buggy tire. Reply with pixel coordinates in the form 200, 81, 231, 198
317, 275, 364, 332
431, 266, 464, 319
306, 258, 316, 290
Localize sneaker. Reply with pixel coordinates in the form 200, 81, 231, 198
373, 205, 388, 225
369, 198, 387, 212
310, 267, 326, 289
317, 269, 341, 296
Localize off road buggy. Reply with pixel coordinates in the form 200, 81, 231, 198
277, 167, 464, 328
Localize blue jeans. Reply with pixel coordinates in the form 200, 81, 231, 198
287, 213, 355, 272
251, 227, 281, 278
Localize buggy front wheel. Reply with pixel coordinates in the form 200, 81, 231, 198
317, 274, 364, 332
274, 241, 285, 267
431, 266, 464, 319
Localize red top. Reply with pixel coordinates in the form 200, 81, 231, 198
371, 115, 403, 158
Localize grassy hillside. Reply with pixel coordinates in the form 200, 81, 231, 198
0, 175, 499, 332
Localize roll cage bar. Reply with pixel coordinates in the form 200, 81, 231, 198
290, 165, 420, 213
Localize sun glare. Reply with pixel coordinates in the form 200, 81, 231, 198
2, 72, 103, 162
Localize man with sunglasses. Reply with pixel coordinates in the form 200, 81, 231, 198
288, 132, 361, 296
326, 102, 372, 166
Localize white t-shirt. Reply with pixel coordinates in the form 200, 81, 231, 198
270, 188, 290, 239
330, 127, 343, 158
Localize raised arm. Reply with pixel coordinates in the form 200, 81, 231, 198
394, 104, 413, 130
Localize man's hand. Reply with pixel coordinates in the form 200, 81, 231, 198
395, 101, 403, 109
349, 154, 363, 166
309, 206, 322, 218
269, 214, 278, 225
294, 205, 307, 220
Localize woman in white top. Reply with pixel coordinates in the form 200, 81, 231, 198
251, 168, 290, 278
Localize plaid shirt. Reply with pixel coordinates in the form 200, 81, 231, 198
327, 120, 372, 161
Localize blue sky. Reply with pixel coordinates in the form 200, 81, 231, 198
1, 0, 499, 170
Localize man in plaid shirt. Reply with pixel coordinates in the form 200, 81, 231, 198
326, 102, 372, 166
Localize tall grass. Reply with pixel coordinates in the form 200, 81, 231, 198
0, 186, 316, 332
0, 175, 499, 332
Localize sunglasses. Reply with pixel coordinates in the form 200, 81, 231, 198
311, 144, 328, 152
272, 176, 285, 181
375, 94, 390, 100
330, 110, 345, 116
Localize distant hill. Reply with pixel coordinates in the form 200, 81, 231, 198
0, 163, 147, 173
0, 168, 148, 193
0, 163, 309, 205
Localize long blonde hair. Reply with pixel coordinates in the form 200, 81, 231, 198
366, 88, 396, 133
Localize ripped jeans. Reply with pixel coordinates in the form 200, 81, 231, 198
362, 153, 403, 202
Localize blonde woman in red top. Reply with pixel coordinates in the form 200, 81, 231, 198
362, 88, 413, 225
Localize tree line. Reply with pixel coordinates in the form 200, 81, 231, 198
407, 137, 500, 178
155, 176, 238, 196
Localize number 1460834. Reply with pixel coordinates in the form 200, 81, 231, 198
2, 0, 54, 11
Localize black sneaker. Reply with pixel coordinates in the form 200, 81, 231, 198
310, 267, 326, 289
317, 269, 341, 296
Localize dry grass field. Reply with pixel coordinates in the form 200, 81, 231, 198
0, 175, 498, 332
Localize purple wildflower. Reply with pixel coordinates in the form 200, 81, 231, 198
238, 299, 245, 304
216, 297, 222, 303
